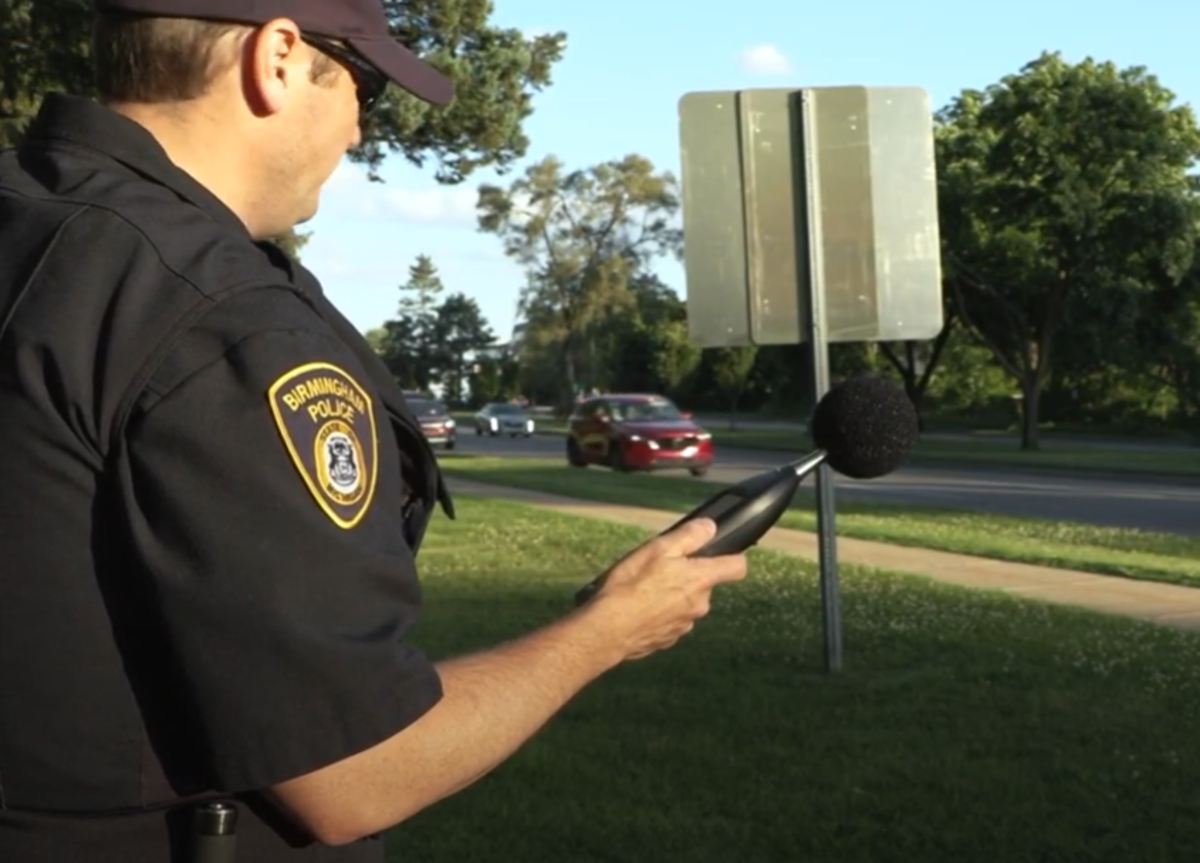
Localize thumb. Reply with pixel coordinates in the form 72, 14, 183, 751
654, 516, 717, 557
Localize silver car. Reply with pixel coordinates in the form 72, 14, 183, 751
474, 402, 535, 437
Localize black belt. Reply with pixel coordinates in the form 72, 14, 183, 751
0, 799, 238, 863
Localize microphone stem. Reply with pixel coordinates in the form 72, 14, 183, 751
787, 449, 827, 477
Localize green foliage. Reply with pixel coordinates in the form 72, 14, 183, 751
472, 50, 1200, 441
709, 346, 758, 421
876, 327, 953, 427
937, 51, 1200, 448
574, 274, 700, 398
432, 292, 495, 403
0, 0, 92, 146
1, 1, 567, 255
468, 357, 501, 405
922, 324, 1014, 419
271, 227, 311, 261
477, 153, 682, 405
380, 254, 446, 390
2, 1, 565, 180
363, 326, 389, 355
1132, 238, 1200, 438
399, 253, 446, 317
351, 0, 566, 184
377, 256, 494, 401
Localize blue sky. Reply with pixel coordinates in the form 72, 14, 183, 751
303, 0, 1200, 343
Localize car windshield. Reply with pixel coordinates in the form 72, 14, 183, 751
612, 399, 684, 422
409, 400, 446, 417
490, 404, 524, 414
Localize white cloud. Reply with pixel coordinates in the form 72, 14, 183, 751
319, 175, 481, 226
374, 185, 480, 225
737, 44, 792, 75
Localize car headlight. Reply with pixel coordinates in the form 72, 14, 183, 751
626, 434, 643, 442
446, 418, 455, 428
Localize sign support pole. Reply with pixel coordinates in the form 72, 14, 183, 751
794, 90, 843, 673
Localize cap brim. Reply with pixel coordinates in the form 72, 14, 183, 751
349, 37, 454, 106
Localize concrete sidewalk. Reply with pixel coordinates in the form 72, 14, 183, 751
447, 478, 1200, 632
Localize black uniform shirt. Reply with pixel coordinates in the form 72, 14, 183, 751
0, 93, 451, 862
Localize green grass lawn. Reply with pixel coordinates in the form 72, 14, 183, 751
437, 456, 1200, 586
388, 496, 1200, 863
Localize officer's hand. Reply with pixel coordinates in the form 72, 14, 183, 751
587, 518, 747, 662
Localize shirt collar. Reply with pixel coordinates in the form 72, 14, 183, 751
22, 92, 250, 236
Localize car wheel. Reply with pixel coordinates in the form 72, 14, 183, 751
475, 425, 482, 435
566, 437, 587, 467
608, 445, 629, 473
689, 466, 709, 477
446, 439, 456, 451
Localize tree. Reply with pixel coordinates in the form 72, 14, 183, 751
0, 1, 93, 147
398, 253, 446, 319
477, 153, 682, 406
379, 317, 425, 390
431, 292, 495, 403
626, 277, 700, 392
936, 52, 1200, 449
1130, 235, 1200, 439
1, 1, 567, 248
872, 272, 959, 429
877, 315, 955, 431
2, 1, 565, 180
380, 254, 446, 389
273, 228, 311, 262
468, 356, 501, 406
710, 346, 759, 428
363, 326, 389, 355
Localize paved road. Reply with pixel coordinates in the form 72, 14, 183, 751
450, 430, 1200, 537
691, 416, 1197, 452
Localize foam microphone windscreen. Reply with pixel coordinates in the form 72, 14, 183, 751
809, 375, 919, 479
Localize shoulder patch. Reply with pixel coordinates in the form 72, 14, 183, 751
267, 361, 378, 529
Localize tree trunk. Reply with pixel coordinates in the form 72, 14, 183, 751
908, 385, 927, 433
561, 337, 578, 415
879, 332, 952, 435
727, 391, 741, 431
1019, 368, 1042, 451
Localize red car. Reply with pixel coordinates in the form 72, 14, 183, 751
566, 394, 714, 476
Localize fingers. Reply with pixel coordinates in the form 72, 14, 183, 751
700, 553, 749, 588
651, 516, 717, 557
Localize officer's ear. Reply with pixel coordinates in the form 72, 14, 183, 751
241, 17, 307, 117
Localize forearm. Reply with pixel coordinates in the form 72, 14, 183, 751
270, 604, 624, 844
406, 610, 623, 802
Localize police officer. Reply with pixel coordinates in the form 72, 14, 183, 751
0, 1, 747, 860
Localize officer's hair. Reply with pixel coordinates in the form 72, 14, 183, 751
91, 13, 339, 104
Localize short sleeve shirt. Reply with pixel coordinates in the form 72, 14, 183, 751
0, 93, 446, 862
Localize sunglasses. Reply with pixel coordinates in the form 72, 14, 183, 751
301, 34, 388, 115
